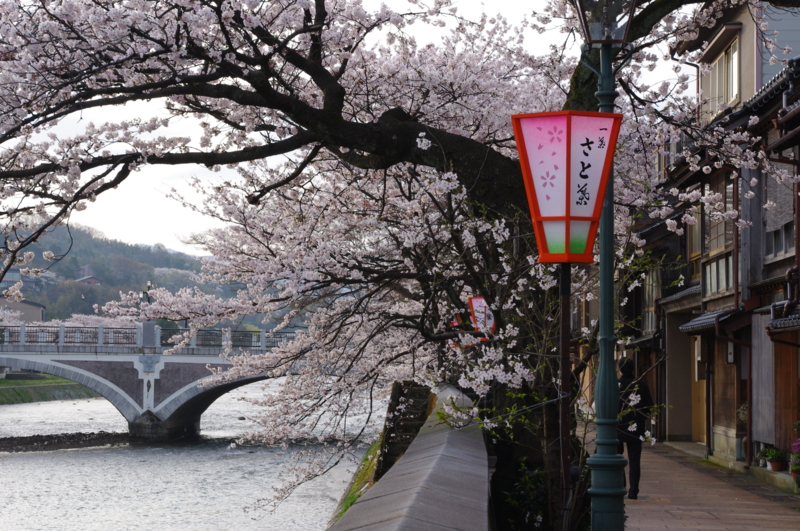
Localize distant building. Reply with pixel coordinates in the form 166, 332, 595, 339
78, 264, 94, 278
0, 298, 45, 322
0, 268, 22, 292
75, 276, 102, 287
0, 267, 47, 295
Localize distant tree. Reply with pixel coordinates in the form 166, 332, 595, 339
156, 318, 179, 330
110, 256, 154, 287
24, 225, 201, 280
58, 256, 81, 281
34, 282, 120, 320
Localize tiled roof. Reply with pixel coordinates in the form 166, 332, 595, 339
678, 307, 737, 333
743, 56, 800, 111
769, 313, 800, 329
660, 285, 701, 305
768, 302, 800, 330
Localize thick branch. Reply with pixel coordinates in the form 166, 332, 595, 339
0, 132, 317, 180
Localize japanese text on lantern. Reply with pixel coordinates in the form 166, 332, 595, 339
569, 117, 613, 218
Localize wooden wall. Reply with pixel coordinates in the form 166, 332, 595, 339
666, 314, 695, 441
713, 337, 738, 430
691, 335, 706, 443
752, 314, 775, 444
773, 331, 800, 452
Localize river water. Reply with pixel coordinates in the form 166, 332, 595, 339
0, 381, 365, 531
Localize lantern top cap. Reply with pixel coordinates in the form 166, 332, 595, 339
575, 0, 638, 44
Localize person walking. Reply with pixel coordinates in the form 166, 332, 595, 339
617, 357, 654, 500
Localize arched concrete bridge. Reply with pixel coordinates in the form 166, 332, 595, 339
0, 323, 293, 441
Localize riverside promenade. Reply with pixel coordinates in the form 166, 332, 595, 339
624, 443, 800, 530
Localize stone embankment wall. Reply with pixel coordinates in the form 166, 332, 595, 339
330, 384, 489, 531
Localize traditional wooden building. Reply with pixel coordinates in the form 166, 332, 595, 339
630, 5, 800, 472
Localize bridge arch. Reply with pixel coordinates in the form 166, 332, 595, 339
130, 374, 269, 440
0, 355, 141, 422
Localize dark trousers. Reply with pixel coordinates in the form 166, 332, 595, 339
617, 439, 643, 498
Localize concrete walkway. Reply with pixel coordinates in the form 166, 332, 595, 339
624, 444, 800, 530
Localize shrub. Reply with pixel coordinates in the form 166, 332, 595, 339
765, 447, 787, 462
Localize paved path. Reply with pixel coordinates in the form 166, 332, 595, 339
624, 444, 800, 530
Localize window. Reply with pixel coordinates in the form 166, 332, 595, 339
642, 268, 660, 333
704, 173, 734, 253
766, 221, 795, 258
687, 212, 702, 279
786, 221, 795, 251
704, 253, 733, 296
571, 298, 581, 331
658, 137, 685, 176
693, 336, 706, 382
707, 39, 739, 115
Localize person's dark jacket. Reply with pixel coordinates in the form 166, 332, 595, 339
618, 375, 654, 444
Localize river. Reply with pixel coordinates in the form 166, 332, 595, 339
0, 381, 364, 531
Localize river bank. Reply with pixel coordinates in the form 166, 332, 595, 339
0, 374, 98, 405
0, 431, 129, 453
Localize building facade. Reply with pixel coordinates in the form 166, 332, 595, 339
634, 5, 800, 469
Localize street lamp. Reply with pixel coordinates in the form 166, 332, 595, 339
139, 280, 154, 304
512, 110, 622, 525
575, 0, 636, 44
574, 1, 638, 529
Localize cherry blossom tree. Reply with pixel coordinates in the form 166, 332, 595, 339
1, 0, 799, 528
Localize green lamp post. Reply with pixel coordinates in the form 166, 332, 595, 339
575, 0, 637, 528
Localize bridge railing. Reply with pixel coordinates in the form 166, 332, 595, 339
106, 327, 137, 345
0, 324, 295, 350
25, 326, 60, 344
62, 327, 100, 345
160, 328, 223, 347
160, 328, 294, 348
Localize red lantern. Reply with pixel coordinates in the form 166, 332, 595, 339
511, 111, 622, 263
447, 297, 496, 349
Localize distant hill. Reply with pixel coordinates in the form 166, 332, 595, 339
19, 225, 207, 320
26, 225, 202, 278
11, 225, 279, 330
